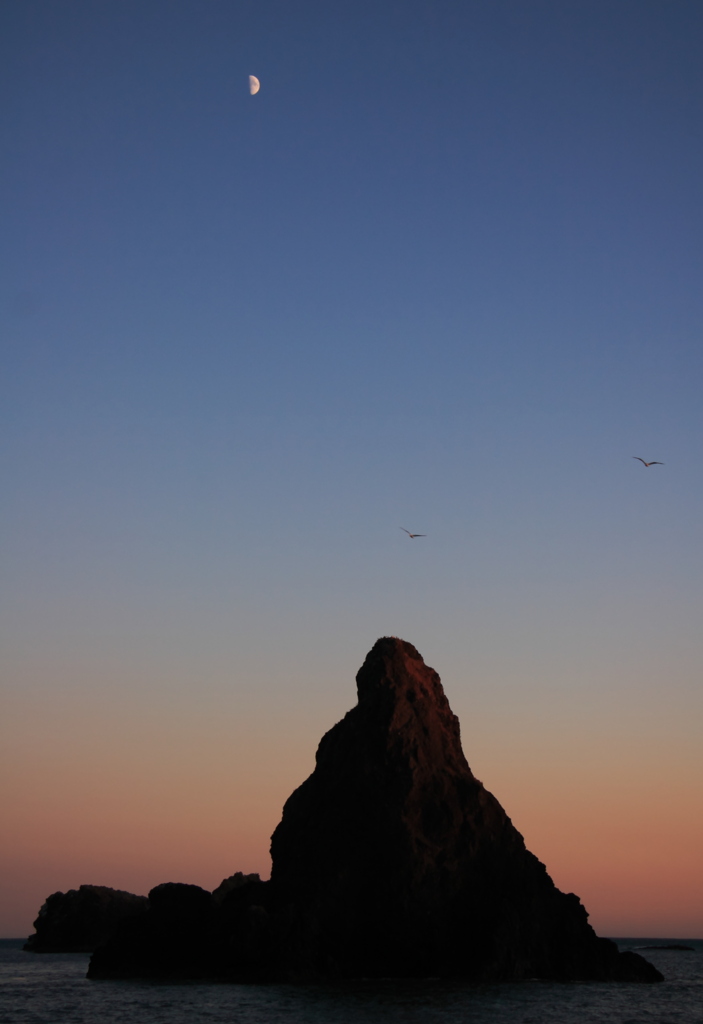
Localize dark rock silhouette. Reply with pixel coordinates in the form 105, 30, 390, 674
265, 637, 659, 982
87, 876, 272, 980
24, 885, 147, 952
87, 638, 662, 982
88, 883, 217, 979
212, 871, 262, 905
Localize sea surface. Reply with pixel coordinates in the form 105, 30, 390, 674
1, 938, 701, 1024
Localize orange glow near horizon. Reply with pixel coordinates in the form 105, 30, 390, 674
2, 648, 701, 939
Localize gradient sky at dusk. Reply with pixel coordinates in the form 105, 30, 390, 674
2, 0, 702, 938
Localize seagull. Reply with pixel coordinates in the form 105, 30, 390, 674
632, 457, 664, 467
400, 528, 426, 539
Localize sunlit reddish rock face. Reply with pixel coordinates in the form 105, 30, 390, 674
268, 637, 659, 981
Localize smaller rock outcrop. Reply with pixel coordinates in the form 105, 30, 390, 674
87, 875, 273, 980
24, 885, 147, 953
88, 883, 217, 979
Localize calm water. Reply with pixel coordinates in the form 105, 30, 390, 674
1, 938, 701, 1024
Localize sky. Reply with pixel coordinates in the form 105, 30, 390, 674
1, 0, 702, 939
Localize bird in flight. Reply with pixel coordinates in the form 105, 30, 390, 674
400, 528, 426, 539
632, 457, 664, 467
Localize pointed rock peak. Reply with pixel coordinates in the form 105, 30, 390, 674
356, 636, 447, 705
353, 636, 465, 766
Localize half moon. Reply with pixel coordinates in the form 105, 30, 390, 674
249, 75, 260, 95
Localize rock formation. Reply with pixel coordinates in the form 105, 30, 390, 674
87, 883, 218, 978
212, 871, 262, 904
88, 638, 662, 982
87, 876, 271, 980
24, 885, 147, 952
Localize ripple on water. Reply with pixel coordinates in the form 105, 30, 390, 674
1, 940, 701, 1024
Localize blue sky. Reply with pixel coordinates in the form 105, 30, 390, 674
1, 0, 702, 936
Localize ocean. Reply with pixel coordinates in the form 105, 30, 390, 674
1, 938, 701, 1024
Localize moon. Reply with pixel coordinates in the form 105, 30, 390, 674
249, 75, 260, 95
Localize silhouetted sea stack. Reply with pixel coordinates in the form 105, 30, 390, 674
88, 638, 662, 982
24, 885, 147, 953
